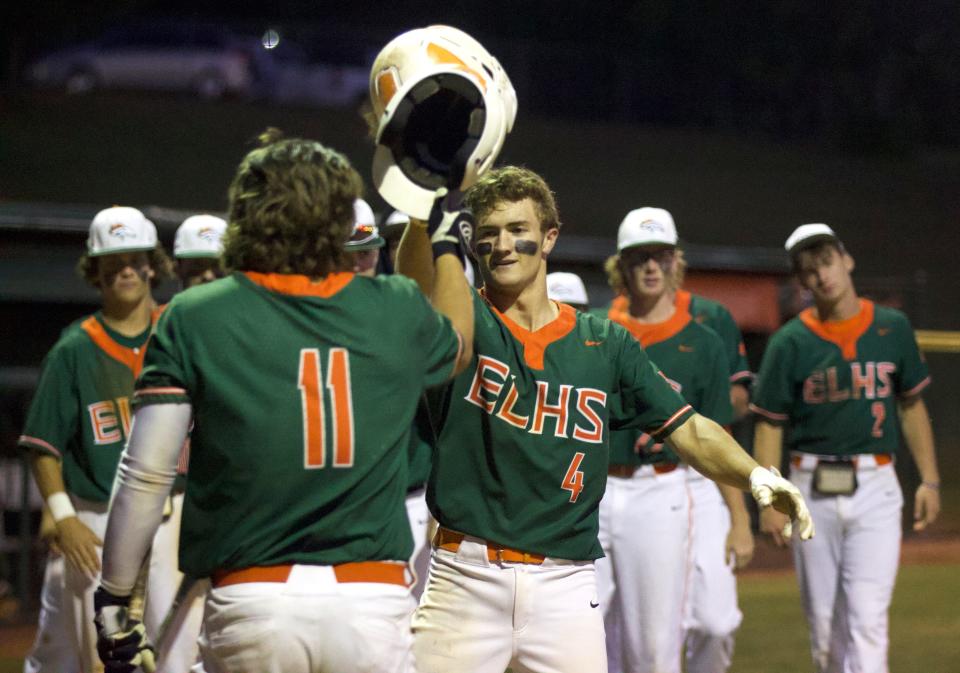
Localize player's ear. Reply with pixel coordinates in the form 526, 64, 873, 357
843, 251, 855, 274
541, 227, 559, 257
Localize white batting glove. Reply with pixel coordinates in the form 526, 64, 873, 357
749, 466, 815, 541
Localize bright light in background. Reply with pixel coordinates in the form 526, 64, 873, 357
261, 29, 281, 50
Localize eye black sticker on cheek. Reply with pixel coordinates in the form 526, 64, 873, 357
475, 242, 493, 256
514, 240, 539, 255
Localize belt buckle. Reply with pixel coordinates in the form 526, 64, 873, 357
493, 546, 505, 563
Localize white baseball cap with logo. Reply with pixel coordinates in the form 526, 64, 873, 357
546, 271, 590, 307
784, 223, 841, 256
174, 214, 227, 259
617, 207, 678, 251
345, 198, 386, 251
87, 206, 158, 257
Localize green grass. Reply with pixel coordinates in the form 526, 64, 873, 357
735, 563, 960, 673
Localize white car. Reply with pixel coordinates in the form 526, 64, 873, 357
27, 23, 256, 99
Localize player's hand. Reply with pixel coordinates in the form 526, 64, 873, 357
94, 587, 156, 673
913, 483, 941, 531
750, 466, 814, 543
427, 188, 473, 262
726, 518, 755, 570
759, 507, 791, 547
56, 516, 102, 577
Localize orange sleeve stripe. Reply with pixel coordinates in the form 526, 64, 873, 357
18, 435, 62, 458
749, 403, 788, 421
652, 404, 694, 437
900, 376, 932, 398
134, 387, 189, 397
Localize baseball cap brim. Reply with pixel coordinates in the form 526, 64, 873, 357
88, 244, 156, 257
344, 236, 386, 252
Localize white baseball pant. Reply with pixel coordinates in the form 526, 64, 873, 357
64, 493, 199, 673
413, 536, 606, 673
405, 487, 432, 601
789, 454, 902, 673
682, 471, 742, 673
198, 564, 415, 673
24, 554, 79, 673
595, 466, 690, 673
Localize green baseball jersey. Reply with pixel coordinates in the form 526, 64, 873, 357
135, 271, 461, 577
407, 401, 434, 490
751, 299, 929, 456
19, 313, 154, 502
427, 289, 694, 561
602, 305, 733, 466
679, 290, 752, 386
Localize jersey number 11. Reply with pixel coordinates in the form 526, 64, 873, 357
298, 348, 355, 469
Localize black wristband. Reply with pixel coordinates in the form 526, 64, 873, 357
432, 241, 464, 263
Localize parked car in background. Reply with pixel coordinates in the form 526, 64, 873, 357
26, 23, 257, 99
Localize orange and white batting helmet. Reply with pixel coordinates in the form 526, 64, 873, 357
369, 25, 517, 219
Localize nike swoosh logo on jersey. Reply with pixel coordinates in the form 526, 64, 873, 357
584, 340, 604, 346
679, 344, 694, 352
590, 600, 600, 608
878, 327, 892, 335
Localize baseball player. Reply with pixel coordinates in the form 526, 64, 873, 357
546, 271, 590, 312
752, 223, 941, 673
600, 207, 754, 673
173, 214, 228, 288
92, 129, 474, 673
17, 206, 184, 673
594, 207, 743, 673
395, 166, 813, 673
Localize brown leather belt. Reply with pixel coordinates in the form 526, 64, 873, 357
435, 527, 546, 565
211, 561, 408, 589
791, 453, 892, 469
607, 463, 678, 478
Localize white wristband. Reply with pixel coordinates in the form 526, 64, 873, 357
47, 492, 76, 522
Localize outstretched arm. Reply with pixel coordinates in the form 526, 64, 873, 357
667, 413, 813, 540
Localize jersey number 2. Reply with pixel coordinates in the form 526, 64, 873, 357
298, 348, 355, 469
870, 401, 885, 438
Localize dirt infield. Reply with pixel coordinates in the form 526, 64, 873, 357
745, 532, 960, 576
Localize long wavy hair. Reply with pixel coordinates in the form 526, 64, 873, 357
222, 129, 363, 276
76, 247, 174, 289
604, 248, 688, 295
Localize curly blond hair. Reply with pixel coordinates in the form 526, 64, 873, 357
604, 248, 688, 295
465, 166, 561, 232
222, 129, 363, 277
76, 247, 174, 289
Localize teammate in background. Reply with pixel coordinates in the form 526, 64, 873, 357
396, 166, 812, 673
345, 199, 386, 277
599, 208, 753, 673
595, 208, 747, 673
173, 214, 228, 288
92, 130, 474, 673
546, 271, 590, 312
18, 206, 180, 673
752, 224, 940, 673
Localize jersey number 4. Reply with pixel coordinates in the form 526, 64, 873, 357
298, 348, 355, 469
562, 452, 586, 503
